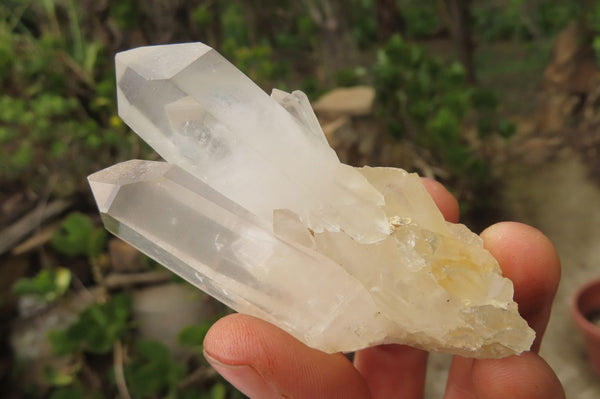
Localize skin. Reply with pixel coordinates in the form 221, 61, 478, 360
203, 178, 565, 398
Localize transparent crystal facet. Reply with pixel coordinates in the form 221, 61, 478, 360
89, 42, 535, 358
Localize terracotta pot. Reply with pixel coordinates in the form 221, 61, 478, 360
572, 277, 600, 377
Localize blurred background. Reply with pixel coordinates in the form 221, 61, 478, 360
1, 0, 600, 398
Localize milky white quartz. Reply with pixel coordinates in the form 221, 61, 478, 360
89, 42, 535, 358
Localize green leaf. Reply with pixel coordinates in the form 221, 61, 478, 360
48, 329, 81, 356
49, 294, 131, 355
83, 41, 103, 74
177, 323, 211, 348
210, 383, 227, 399
335, 68, 359, 87
470, 89, 498, 110
477, 117, 494, 138
426, 108, 461, 141
192, 5, 212, 27
445, 62, 466, 86
125, 340, 185, 397
44, 364, 79, 387
49, 141, 69, 158
51, 212, 95, 256
13, 267, 71, 302
49, 386, 103, 399
12, 141, 33, 169
49, 386, 85, 399
498, 119, 517, 139
87, 227, 108, 259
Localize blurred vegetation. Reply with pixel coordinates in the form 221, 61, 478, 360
1, 0, 598, 398
0, 1, 148, 199
373, 34, 515, 216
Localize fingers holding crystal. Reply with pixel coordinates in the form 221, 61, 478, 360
203, 314, 371, 399
471, 352, 565, 399
421, 177, 460, 223
445, 222, 562, 398
480, 222, 561, 351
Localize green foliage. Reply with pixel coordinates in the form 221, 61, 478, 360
221, 2, 250, 49
271, 13, 318, 53
398, 0, 441, 39
589, 3, 600, 65
373, 35, 511, 195
44, 363, 81, 388
0, 2, 146, 197
472, 0, 529, 41
537, 1, 580, 34
112, 336, 238, 399
49, 294, 131, 355
299, 75, 322, 99
296, 15, 318, 46
497, 118, 517, 139
178, 384, 229, 399
336, 68, 360, 87
178, 322, 212, 349
49, 386, 102, 399
192, 5, 212, 28
109, 0, 140, 30
347, 0, 378, 48
206, 383, 227, 399
41, 298, 239, 398
124, 340, 185, 398
13, 267, 71, 302
227, 44, 289, 90
472, 0, 580, 41
51, 212, 108, 258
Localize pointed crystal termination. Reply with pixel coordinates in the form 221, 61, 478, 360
88, 160, 390, 352
115, 42, 389, 243
89, 42, 536, 358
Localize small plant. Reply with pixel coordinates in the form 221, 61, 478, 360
0, 2, 149, 198
13, 267, 71, 303
49, 386, 103, 399
124, 340, 185, 398
336, 68, 362, 87
178, 322, 212, 350
472, 0, 580, 42
398, 0, 441, 39
48, 294, 131, 356
51, 212, 107, 258
373, 34, 515, 224
227, 44, 290, 90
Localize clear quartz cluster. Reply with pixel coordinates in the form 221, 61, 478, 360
89, 43, 534, 358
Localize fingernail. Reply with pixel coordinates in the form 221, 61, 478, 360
204, 350, 275, 398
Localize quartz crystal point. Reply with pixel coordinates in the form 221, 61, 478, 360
89, 42, 535, 358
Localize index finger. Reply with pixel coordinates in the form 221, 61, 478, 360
421, 177, 460, 223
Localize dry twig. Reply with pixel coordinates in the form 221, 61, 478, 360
114, 340, 132, 399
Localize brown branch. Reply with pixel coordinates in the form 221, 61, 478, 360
104, 270, 173, 289
0, 198, 71, 255
177, 366, 219, 391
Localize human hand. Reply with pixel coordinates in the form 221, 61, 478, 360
203, 178, 565, 398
